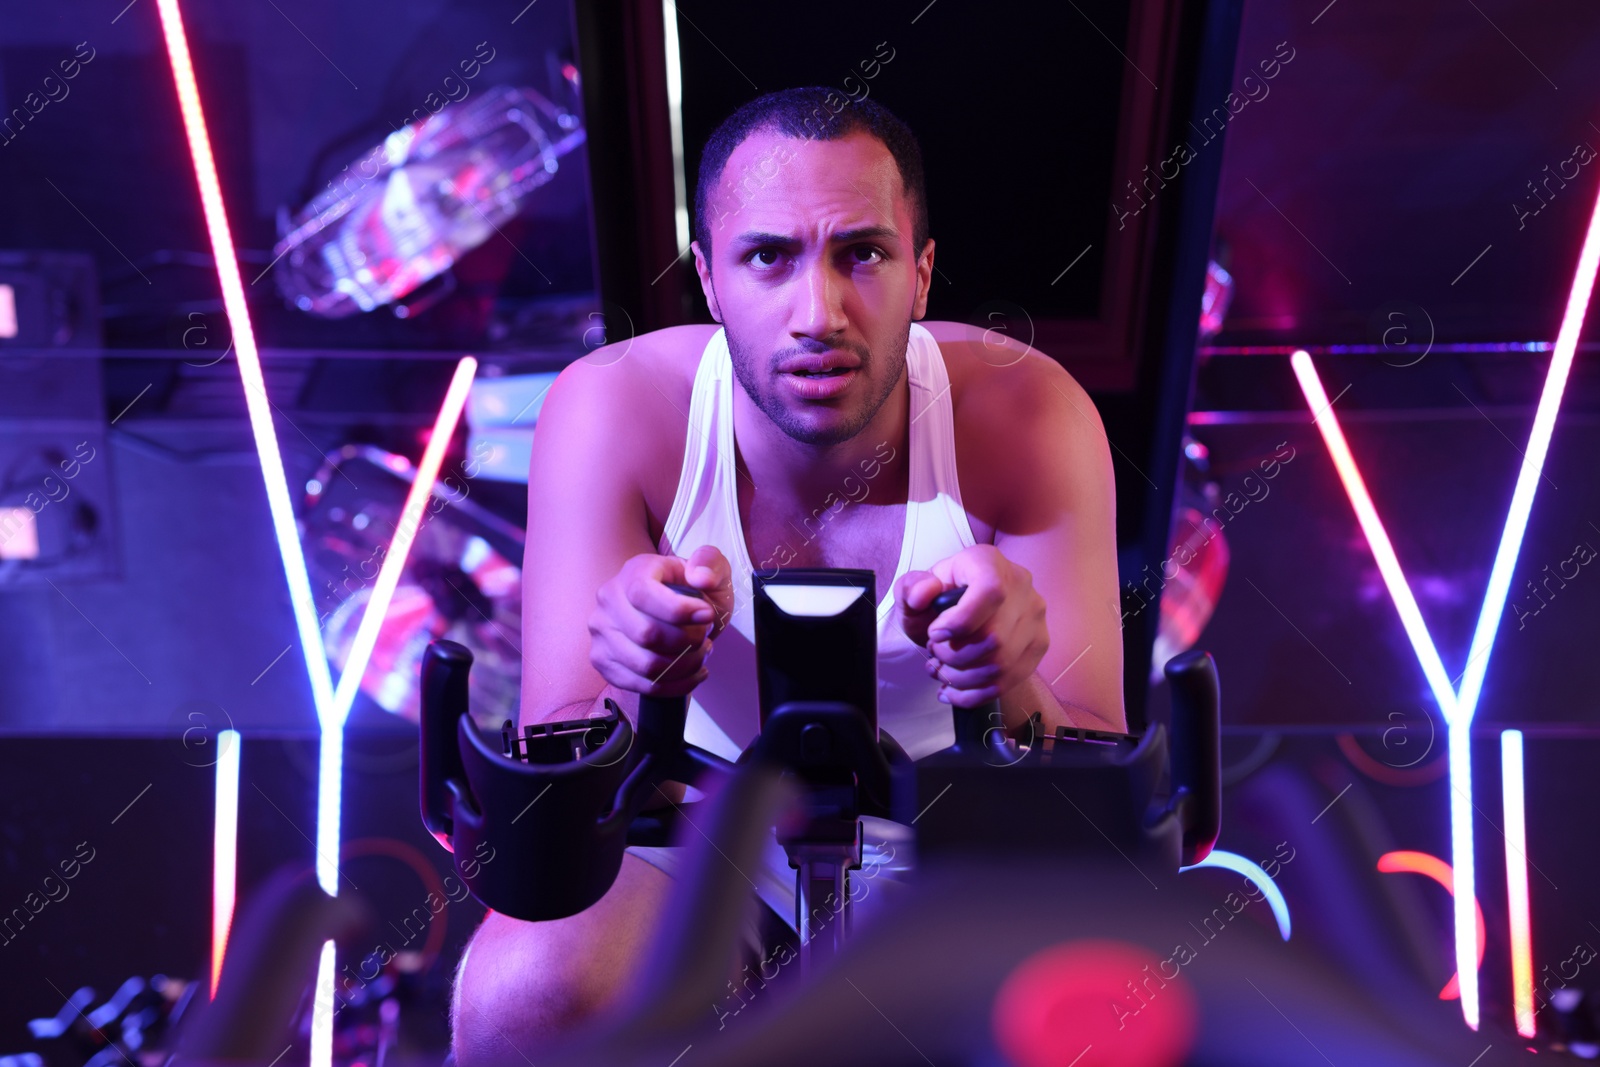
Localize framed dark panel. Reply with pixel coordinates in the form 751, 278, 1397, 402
664, 0, 1185, 392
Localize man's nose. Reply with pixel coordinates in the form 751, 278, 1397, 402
790, 255, 849, 340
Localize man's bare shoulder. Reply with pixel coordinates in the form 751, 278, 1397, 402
543, 323, 721, 530
558, 322, 720, 399
918, 319, 1096, 429
919, 319, 1105, 534
546, 324, 719, 446
637, 322, 724, 366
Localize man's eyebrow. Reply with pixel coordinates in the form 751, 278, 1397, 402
730, 225, 900, 249
730, 231, 795, 249
832, 225, 899, 245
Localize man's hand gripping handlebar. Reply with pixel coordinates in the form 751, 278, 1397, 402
589, 545, 734, 701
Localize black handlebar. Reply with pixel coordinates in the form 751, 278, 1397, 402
927, 585, 1010, 759
417, 581, 735, 922
1165, 648, 1221, 866
633, 581, 700, 755
419, 638, 472, 848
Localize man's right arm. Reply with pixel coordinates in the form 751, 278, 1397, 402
517, 329, 735, 782
518, 342, 655, 728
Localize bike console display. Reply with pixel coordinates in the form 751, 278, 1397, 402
752, 567, 878, 733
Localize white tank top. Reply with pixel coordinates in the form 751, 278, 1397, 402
655, 320, 979, 764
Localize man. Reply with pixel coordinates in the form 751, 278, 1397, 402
451, 86, 1125, 1064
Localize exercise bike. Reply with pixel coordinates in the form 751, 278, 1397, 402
418, 567, 1223, 971
168, 567, 1511, 1067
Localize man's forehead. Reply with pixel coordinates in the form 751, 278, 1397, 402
715, 129, 905, 233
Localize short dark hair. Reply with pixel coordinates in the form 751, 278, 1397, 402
693, 86, 929, 265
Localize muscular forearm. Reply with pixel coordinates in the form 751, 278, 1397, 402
999, 670, 1126, 736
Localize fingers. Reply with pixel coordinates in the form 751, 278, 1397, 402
595, 634, 711, 695
590, 554, 717, 698
616, 579, 712, 658
925, 589, 1048, 706
894, 569, 945, 648
927, 629, 1001, 669
590, 600, 711, 695
926, 650, 1030, 707
928, 573, 1003, 642
925, 651, 1001, 695
684, 544, 730, 590
896, 569, 944, 613
926, 616, 1008, 696
683, 545, 735, 637
928, 545, 1023, 641
627, 556, 717, 629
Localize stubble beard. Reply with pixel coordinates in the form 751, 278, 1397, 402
725, 320, 910, 448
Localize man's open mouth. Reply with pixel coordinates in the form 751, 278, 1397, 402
789, 368, 852, 378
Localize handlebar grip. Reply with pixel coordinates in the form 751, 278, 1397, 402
1165, 648, 1221, 866
929, 586, 1006, 756
928, 586, 966, 616
420, 639, 474, 844
635, 582, 702, 754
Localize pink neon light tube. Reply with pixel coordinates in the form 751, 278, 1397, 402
1290, 355, 1479, 1026
1502, 730, 1535, 1036
327, 356, 478, 726
210, 729, 240, 997
153, 0, 335, 717
1455, 183, 1600, 721
1292, 177, 1600, 1033
1288, 352, 1458, 719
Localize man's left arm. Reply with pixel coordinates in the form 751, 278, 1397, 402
904, 355, 1127, 734
988, 361, 1126, 734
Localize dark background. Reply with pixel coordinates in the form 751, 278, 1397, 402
2, 0, 1600, 1053
1211, 0, 1600, 346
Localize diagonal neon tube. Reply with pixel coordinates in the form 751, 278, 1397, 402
1288, 352, 1459, 719
314, 355, 476, 897
155, 3, 485, 1060
153, 0, 334, 717
1454, 184, 1600, 721
1295, 352, 1483, 1027
326, 356, 478, 729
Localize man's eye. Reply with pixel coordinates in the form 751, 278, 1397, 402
747, 249, 782, 268
852, 246, 885, 265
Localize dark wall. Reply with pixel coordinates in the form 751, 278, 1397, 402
1212, 0, 1600, 346
669, 0, 1126, 329
0, 434, 314, 734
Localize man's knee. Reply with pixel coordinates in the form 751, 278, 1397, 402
450, 854, 674, 1066
451, 911, 596, 1064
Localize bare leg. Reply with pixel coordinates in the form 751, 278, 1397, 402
450, 853, 677, 1066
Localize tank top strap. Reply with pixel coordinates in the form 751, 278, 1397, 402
903, 322, 978, 563
659, 327, 733, 555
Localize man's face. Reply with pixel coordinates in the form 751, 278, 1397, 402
692, 129, 934, 447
